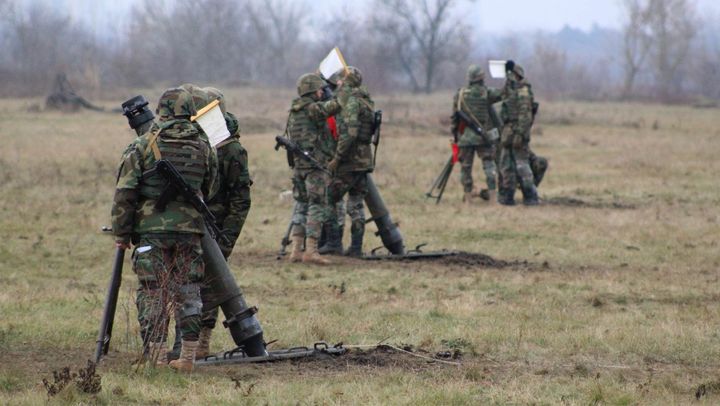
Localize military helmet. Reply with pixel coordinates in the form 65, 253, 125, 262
466, 64, 485, 83
297, 73, 325, 96
343, 66, 363, 87
326, 70, 343, 87
204, 86, 227, 114
179, 83, 212, 111
510, 64, 525, 80
156, 87, 197, 120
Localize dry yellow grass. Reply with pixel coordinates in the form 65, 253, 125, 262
0, 89, 719, 404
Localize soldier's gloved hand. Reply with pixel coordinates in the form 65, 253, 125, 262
327, 158, 340, 175
505, 60, 515, 73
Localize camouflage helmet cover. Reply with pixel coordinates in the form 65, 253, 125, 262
509, 64, 525, 81
297, 73, 326, 96
343, 66, 363, 87
179, 83, 212, 111
203, 86, 227, 114
466, 64, 485, 83
156, 87, 197, 120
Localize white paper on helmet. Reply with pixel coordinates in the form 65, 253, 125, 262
319, 47, 348, 80
489, 60, 507, 79
191, 99, 230, 147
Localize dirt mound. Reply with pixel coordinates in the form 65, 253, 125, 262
288, 345, 457, 372
544, 196, 636, 210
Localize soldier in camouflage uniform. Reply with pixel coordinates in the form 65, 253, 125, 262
498, 62, 539, 205
286, 73, 342, 265
111, 87, 219, 372
452, 65, 504, 204
327, 66, 375, 257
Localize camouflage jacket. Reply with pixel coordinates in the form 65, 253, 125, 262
286, 96, 342, 168
207, 113, 251, 256
111, 119, 219, 243
452, 83, 503, 147
501, 81, 534, 136
334, 85, 374, 173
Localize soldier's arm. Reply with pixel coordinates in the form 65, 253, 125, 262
451, 90, 460, 132
111, 144, 142, 244
334, 96, 360, 160
488, 87, 503, 104
517, 89, 534, 135
220, 144, 252, 253
203, 144, 220, 200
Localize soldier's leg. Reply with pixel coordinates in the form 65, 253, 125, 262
133, 238, 172, 365
514, 142, 539, 205
302, 170, 331, 264
498, 126, 517, 205
168, 237, 204, 372
478, 144, 497, 201
344, 173, 368, 257
319, 195, 345, 255
459, 147, 475, 201
498, 147, 517, 205
289, 174, 308, 262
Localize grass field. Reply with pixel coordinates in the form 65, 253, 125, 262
1, 88, 719, 405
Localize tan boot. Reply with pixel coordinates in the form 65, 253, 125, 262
288, 236, 304, 263
168, 339, 198, 373
486, 189, 496, 203
302, 237, 331, 265
463, 191, 474, 205
148, 341, 168, 367
195, 328, 212, 359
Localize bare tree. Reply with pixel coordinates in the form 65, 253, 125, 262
621, 0, 698, 100
246, 0, 308, 85
621, 0, 652, 98
372, 0, 470, 93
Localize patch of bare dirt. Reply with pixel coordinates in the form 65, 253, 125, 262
544, 196, 637, 210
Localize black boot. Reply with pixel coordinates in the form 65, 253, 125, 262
317, 223, 328, 250
344, 222, 364, 257
319, 224, 344, 255
497, 188, 516, 206
522, 184, 540, 206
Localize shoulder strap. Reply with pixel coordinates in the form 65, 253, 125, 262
457, 86, 483, 127
141, 129, 162, 160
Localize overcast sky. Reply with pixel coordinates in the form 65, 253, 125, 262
48, 0, 720, 38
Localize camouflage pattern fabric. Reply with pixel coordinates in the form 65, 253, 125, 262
286, 96, 342, 168
207, 113, 252, 258
328, 172, 367, 243
452, 83, 503, 147
459, 145, 497, 193
498, 76, 535, 192
133, 234, 204, 343
333, 85, 375, 173
291, 168, 331, 239
111, 119, 218, 241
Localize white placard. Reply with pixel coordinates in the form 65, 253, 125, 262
489, 60, 507, 79
319, 47, 348, 80
191, 99, 231, 147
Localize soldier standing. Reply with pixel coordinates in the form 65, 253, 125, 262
286, 73, 342, 264
498, 62, 539, 205
452, 65, 504, 204
327, 66, 375, 257
111, 87, 219, 372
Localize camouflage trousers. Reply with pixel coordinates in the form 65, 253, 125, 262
291, 168, 332, 239
132, 234, 204, 344
459, 144, 497, 193
328, 172, 368, 242
498, 126, 535, 192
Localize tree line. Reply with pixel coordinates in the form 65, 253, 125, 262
0, 0, 718, 103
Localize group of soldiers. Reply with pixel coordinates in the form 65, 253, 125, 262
111, 85, 251, 372
451, 61, 548, 206
109, 66, 376, 372
283, 66, 376, 265
107, 60, 546, 373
